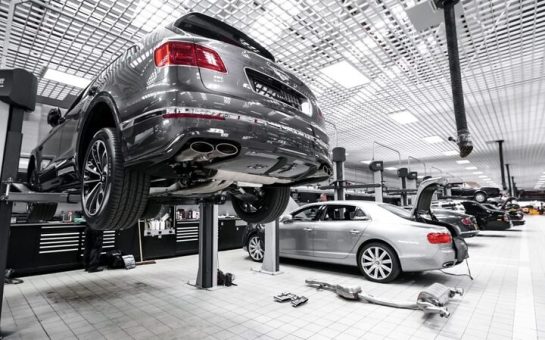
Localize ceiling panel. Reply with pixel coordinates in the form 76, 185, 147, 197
1, 0, 544, 189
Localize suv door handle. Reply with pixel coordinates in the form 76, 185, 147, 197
349, 229, 361, 235
303, 227, 313, 232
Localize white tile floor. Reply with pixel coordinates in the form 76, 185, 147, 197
2, 216, 545, 340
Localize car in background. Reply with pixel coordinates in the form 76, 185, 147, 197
459, 201, 512, 230
432, 209, 480, 238
243, 178, 468, 283
484, 198, 525, 226
431, 200, 466, 213
449, 185, 501, 203
26, 13, 331, 230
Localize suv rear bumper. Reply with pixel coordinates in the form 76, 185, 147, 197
120, 93, 331, 184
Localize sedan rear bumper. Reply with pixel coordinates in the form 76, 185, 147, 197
399, 247, 457, 272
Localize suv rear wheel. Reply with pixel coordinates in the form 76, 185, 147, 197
231, 186, 290, 223
82, 128, 150, 230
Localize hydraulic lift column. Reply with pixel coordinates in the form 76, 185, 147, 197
332, 147, 346, 201
0, 69, 37, 329
369, 161, 384, 203
194, 199, 218, 289
407, 171, 418, 205
397, 168, 408, 206
505, 163, 513, 196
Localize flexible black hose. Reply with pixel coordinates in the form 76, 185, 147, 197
443, 1, 473, 157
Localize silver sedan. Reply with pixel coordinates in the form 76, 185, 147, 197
245, 200, 458, 283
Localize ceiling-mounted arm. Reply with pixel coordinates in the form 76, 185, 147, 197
434, 0, 473, 158
372, 141, 401, 167
408, 156, 427, 177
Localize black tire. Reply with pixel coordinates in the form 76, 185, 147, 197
27, 203, 57, 222
474, 192, 487, 203
141, 202, 164, 219
247, 234, 264, 262
357, 242, 401, 283
81, 128, 150, 231
231, 186, 290, 224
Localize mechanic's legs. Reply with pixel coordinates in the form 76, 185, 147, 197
84, 227, 104, 273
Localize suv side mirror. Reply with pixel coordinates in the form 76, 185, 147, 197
47, 107, 63, 127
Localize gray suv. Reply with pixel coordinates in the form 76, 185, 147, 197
28, 13, 331, 230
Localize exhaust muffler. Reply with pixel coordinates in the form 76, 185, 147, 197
175, 141, 214, 162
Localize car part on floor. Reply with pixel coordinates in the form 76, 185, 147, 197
305, 279, 463, 318
273, 292, 308, 307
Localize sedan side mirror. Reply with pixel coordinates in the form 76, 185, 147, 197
47, 107, 63, 127
280, 215, 292, 223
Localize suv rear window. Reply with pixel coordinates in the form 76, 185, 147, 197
175, 13, 275, 62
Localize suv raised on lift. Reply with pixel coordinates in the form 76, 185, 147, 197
28, 13, 331, 230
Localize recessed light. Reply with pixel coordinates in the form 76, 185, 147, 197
384, 167, 398, 171
388, 111, 418, 124
320, 61, 369, 88
43, 68, 91, 88
473, 171, 483, 175
465, 166, 478, 170
456, 160, 470, 164
422, 136, 443, 144
443, 150, 458, 156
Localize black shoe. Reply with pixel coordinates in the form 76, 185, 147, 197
87, 267, 104, 273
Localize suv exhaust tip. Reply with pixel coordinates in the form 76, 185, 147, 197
216, 143, 238, 157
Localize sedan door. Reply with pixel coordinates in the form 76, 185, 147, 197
313, 204, 369, 259
280, 204, 323, 257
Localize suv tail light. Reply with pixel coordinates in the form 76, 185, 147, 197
154, 41, 227, 73
461, 217, 473, 225
427, 232, 452, 244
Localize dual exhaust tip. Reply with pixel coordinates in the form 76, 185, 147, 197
176, 141, 238, 162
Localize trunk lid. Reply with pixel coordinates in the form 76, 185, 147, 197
410, 177, 449, 217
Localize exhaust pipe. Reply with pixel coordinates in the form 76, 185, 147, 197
175, 141, 214, 162
215, 143, 238, 157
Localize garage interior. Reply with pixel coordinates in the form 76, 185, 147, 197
0, 0, 544, 339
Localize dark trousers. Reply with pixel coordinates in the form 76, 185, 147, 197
83, 227, 103, 270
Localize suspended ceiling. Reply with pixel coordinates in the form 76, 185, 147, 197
1, 0, 544, 189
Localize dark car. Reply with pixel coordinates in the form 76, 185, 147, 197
432, 209, 480, 238
484, 199, 525, 226
27, 13, 331, 230
459, 201, 512, 231
449, 185, 501, 203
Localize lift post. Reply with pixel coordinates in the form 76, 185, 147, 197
193, 199, 219, 289
397, 168, 409, 206
331, 147, 346, 201
369, 161, 384, 203
407, 171, 418, 205
252, 219, 282, 275
0, 69, 37, 330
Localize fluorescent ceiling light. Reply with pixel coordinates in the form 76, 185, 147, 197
456, 160, 470, 164
388, 111, 418, 124
360, 160, 372, 164
478, 175, 488, 178
43, 69, 91, 88
443, 150, 458, 156
320, 61, 369, 88
473, 171, 483, 175
465, 166, 478, 170
384, 167, 397, 171
422, 136, 443, 144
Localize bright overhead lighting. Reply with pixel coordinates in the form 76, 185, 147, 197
473, 171, 483, 175
360, 160, 372, 164
465, 166, 478, 170
132, 0, 183, 32
456, 160, 470, 164
384, 167, 398, 171
443, 150, 458, 156
320, 61, 369, 88
478, 175, 488, 178
422, 136, 443, 144
43, 68, 91, 88
388, 111, 418, 124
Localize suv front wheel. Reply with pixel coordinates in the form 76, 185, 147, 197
82, 128, 150, 230
231, 186, 290, 224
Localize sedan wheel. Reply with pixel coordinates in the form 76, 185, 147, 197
358, 242, 400, 283
248, 235, 264, 262
474, 192, 487, 203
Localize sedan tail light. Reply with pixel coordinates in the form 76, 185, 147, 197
154, 41, 227, 73
427, 232, 452, 244
503, 214, 510, 222
461, 217, 473, 226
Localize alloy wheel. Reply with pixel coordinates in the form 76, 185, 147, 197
82, 140, 110, 216
361, 246, 393, 281
248, 235, 264, 261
